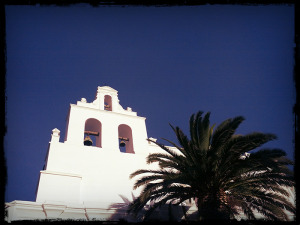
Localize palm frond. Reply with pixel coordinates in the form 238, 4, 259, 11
210, 116, 245, 154
129, 111, 295, 221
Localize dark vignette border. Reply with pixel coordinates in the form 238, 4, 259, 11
0, 0, 298, 224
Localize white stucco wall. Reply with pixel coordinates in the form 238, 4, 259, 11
64, 104, 148, 153
6, 86, 171, 222
37, 142, 157, 204
36, 170, 82, 203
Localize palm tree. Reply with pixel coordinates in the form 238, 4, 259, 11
128, 111, 295, 221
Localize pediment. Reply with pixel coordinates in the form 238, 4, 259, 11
98, 86, 118, 93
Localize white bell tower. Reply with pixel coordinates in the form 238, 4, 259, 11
63, 86, 148, 154
34, 86, 158, 219
5, 86, 195, 222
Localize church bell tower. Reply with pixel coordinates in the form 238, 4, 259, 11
5, 86, 195, 222
63, 86, 148, 154
35, 86, 151, 210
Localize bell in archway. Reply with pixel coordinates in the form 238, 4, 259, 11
119, 140, 126, 147
84, 135, 93, 146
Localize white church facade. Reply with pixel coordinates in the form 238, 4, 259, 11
5, 86, 197, 222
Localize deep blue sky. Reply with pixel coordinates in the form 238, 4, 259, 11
5, 4, 295, 202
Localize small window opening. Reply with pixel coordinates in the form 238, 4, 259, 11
104, 95, 112, 111
118, 124, 134, 153
84, 118, 102, 147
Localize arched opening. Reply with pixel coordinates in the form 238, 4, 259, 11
104, 95, 112, 111
118, 124, 134, 153
84, 118, 102, 148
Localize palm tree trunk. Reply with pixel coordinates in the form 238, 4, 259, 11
196, 192, 230, 220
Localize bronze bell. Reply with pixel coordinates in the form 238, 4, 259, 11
119, 140, 126, 147
104, 103, 110, 110
84, 136, 93, 146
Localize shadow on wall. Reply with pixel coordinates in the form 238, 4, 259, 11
108, 194, 199, 222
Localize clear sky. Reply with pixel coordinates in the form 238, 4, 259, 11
4, 4, 295, 202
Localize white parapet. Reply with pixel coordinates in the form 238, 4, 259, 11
51, 128, 60, 143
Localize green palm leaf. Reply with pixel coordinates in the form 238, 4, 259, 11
128, 111, 295, 221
